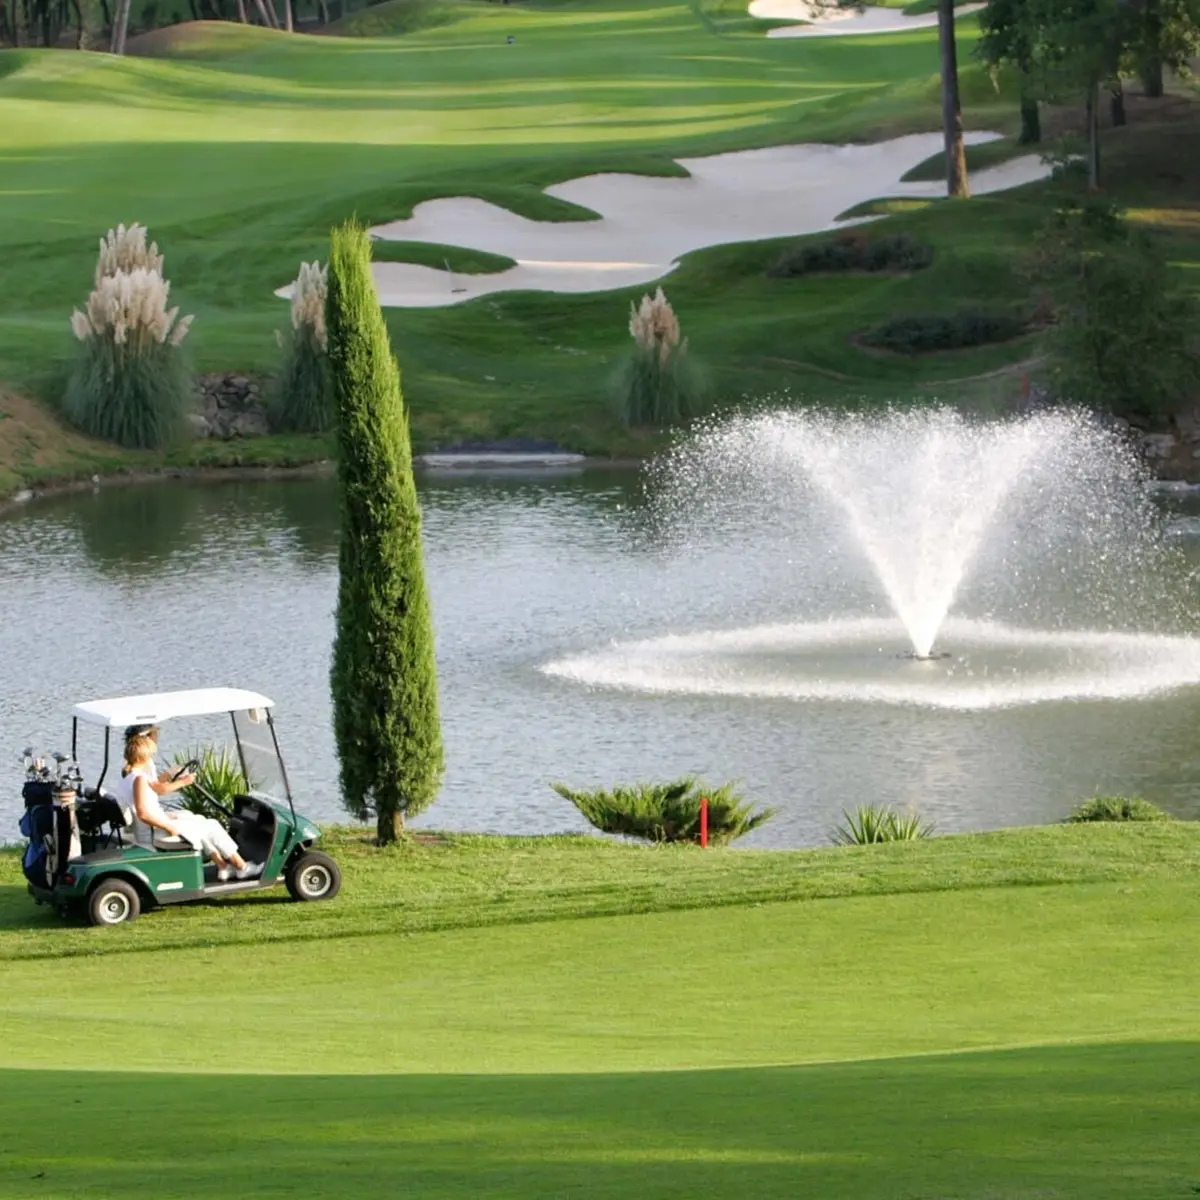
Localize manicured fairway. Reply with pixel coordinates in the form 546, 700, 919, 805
1, 827, 1199, 1196
2, 1, 1198, 476
0, 2, 1032, 458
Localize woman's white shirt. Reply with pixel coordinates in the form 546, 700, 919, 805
116, 763, 162, 846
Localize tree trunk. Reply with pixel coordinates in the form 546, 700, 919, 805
938, 0, 970, 197
1110, 79, 1126, 127
376, 809, 403, 845
1086, 80, 1102, 190
282, 0, 291, 30
235, 0, 247, 20
97, 0, 110, 28
70, 0, 82, 46
1019, 93, 1041, 145
252, 0, 276, 26
316, 0, 328, 24
109, 0, 129, 53
1141, 0, 1164, 97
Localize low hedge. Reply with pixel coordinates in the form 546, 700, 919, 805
860, 309, 1027, 355
768, 231, 933, 278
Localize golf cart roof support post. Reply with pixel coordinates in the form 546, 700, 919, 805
71, 718, 77, 762
230, 711, 251, 789
98, 727, 110, 791
266, 711, 297, 822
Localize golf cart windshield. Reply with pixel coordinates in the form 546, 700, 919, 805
231, 708, 291, 807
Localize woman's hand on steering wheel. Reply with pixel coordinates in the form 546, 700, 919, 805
172, 758, 201, 784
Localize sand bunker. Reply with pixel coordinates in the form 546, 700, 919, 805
748, 0, 985, 39
276, 133, 1049, 309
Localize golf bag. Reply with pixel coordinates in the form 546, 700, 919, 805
19, 788, 80, 890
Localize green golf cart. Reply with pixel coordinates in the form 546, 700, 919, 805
19, 688, 341, 927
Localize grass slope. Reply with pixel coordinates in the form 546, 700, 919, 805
1, 4, 1197, 480
0, 3, 1033, 471
1, 827, 1199, 1196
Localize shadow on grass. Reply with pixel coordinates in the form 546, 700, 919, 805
0, 1042, 1196, 1198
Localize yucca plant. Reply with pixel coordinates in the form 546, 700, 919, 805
64, 224, 194, 449
551, 776, 772, 845
613, 287, 706, 428
831, 803, 935, 846
1067, 795, 1170, 823
271, 260, 334, 433
171, 745, 251, 822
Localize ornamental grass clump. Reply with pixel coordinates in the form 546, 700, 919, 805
831, 803, 935, 845
614, 287, 706, 428
64, 223, 194, 449
271, 260, 335, 433
1067, 795, 1170, 823
551, 776, 773, 845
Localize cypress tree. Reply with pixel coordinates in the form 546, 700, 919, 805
326, 220, 443, 843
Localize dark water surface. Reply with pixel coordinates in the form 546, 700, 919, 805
3, 473, 1200, 847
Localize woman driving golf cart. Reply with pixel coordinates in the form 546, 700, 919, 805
117, 725, 262, 881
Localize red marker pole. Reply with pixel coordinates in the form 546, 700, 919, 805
700, 797, 709, 849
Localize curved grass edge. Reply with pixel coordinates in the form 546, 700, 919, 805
3, 821, 1197, 963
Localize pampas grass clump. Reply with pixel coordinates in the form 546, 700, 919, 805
614, 287, 706, 428
270, 260, 334, 434
63, 225, 194, 450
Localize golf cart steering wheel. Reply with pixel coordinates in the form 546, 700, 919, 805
171, 759, 201, 783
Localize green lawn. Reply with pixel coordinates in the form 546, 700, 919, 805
1, 825, 1199, 1196
2, 2, 1197, 480
0, 2, 1038, 467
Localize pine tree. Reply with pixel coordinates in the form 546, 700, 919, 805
326, 220, 443, 843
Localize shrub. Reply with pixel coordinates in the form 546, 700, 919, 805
831, 804, 935, 845
614, 287, 706, 428
64, 224, 194, 449
768, 231, 933, 278
1025, 194, 1199, 423
551, 777, 773, 845
1067, 796, 1170, 823
860, 309, 1026, 355
328, 220, 443, 844
271, 260, 335, 434
171, 745, 251, 821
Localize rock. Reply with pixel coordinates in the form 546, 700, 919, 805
230, 409, 269, 438
11, 489, 33, 503
184, 412, 211, 439
1140, 433, 1176, 460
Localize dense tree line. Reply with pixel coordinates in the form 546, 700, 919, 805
936, 0, 1200, 195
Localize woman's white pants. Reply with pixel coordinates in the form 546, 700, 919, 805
175, 812, 239, 861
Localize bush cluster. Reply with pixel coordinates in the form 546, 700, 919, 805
552, 776, 773, 845
1067, 796, 1170, 823
768, 231, 934, 278
861, 309, 1027, 355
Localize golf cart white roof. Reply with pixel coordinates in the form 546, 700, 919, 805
73, 688, 275, 729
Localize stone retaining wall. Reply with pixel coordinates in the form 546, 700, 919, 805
192, 373, 271, 440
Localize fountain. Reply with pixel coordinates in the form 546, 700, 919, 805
544, 408, 1200, 709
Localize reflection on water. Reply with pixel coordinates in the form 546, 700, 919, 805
3, 473, 1200, 848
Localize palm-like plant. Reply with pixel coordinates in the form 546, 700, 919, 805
831, 804, 935, 846
552, 776, 772, 845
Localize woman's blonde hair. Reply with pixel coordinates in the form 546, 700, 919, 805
123, 729, 158, 770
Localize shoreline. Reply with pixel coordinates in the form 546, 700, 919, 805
0, 453, 648, 517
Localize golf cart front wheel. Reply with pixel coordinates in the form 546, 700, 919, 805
286, 851, 342, 903
87, 879, 141, 927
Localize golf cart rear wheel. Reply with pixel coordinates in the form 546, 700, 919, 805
87, 879, 141, 927
286, 851, 341, 902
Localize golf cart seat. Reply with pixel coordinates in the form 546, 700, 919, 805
76, 792, 133, 852
152, 833, 196, 853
